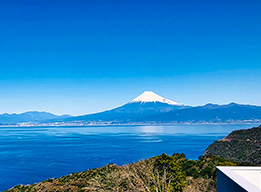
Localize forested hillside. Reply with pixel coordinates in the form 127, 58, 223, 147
6, 154, 254, 192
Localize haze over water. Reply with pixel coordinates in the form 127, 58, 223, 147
0, 124, 257, 191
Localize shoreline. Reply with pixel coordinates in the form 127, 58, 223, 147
0, 122, 259, 128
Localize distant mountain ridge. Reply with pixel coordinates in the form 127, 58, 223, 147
0, 111, 71, 124
146, 102, 261, 124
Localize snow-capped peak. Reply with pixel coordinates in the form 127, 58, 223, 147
130, 91, 181, 105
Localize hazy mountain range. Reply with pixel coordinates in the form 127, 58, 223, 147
1, 91, 261, 125
0, 111, 70, 125
144, 102, 261, 124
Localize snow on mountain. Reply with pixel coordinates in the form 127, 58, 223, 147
130, 91, 182, 105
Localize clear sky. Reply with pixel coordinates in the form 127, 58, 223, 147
0, 0, 261, 115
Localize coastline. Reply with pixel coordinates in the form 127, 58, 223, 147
0, 121, 260, 128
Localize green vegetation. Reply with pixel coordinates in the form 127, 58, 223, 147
204, 125, 261, 164
5, 154, 255, 192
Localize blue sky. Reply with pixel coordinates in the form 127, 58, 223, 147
0, 0, 261, 115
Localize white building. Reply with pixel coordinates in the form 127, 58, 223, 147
217, 166, 261, 192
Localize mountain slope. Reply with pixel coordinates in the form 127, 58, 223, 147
61, 91, 188, 123
0, 111, 71, 124
204, 125, 261, 164
146, 103, 261, 123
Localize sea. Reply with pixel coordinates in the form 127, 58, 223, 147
0, 124, 258, 191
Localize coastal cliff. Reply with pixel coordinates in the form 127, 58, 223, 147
204, 125, 261, 164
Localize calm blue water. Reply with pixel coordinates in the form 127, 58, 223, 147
0, 124, 257, 191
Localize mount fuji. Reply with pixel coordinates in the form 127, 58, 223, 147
61, 91, 189, 123
57, 91, 261, 124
